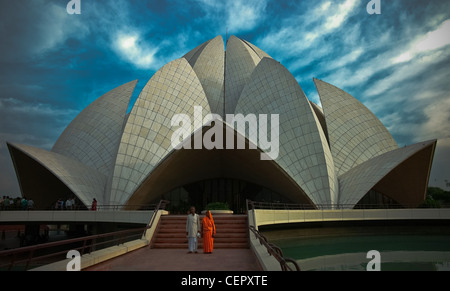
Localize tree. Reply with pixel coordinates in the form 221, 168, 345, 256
427, 187, 450, 204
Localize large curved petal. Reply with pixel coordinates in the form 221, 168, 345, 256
224, 35, 263, 114
235, 58, 338, 207
110, 58, 212, 204
8, 142, 106, 207
52, 80, 137, 177
339, 140, 436, 207
314, 78, 398, 176
186, 35, 225, 117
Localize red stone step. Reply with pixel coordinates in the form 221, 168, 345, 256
157, 232, 247, 238
153, 237, 248, 244
152, 242, 250, 249
151, 215, 249, 249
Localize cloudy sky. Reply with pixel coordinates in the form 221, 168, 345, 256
0, 0, 449, 196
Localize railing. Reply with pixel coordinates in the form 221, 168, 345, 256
1, 203, 159, 212
90, 204, 160, 211
247, 201, 450, 210
245, 199, 300, 271
248, 225, 300, 271
0, 200, 169, 271
144, 200, 169, 238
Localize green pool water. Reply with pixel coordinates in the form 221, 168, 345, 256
262, 224, 450, 271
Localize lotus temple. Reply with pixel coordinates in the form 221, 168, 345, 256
6, 35, 436, 212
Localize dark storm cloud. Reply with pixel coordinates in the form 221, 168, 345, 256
0, 0, 89, 62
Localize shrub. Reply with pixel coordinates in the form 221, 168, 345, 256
205, 202, 230, 210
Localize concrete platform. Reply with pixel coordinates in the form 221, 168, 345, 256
83, 248, 263, 271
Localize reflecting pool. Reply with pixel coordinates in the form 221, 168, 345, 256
261, 223, 450, 271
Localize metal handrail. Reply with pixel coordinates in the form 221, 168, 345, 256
248, 225, 300, 271
2, 203, 160, 211
0, 200, 169, 271
247, 200, 450, 210
144, 200, 169, 238
93, 204, 159, 211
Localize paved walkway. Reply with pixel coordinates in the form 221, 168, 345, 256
83, 248, 263, 271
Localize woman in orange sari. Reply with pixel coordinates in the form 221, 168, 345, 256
202, 210, 216, 254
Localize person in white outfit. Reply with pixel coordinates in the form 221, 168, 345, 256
186, 206, 200, 253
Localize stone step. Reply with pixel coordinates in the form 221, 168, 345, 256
156, 225, 247, 233
154, 232, 249, 239
153, 237, 249, 244
160, 217, 247, 223
161, 220, 247, 226
157, 225, 247, 231
151, 215, 249, 249
160, 220, 248, 225
152, 242, 250, 249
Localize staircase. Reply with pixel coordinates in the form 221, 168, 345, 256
151, 215, 249, 249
